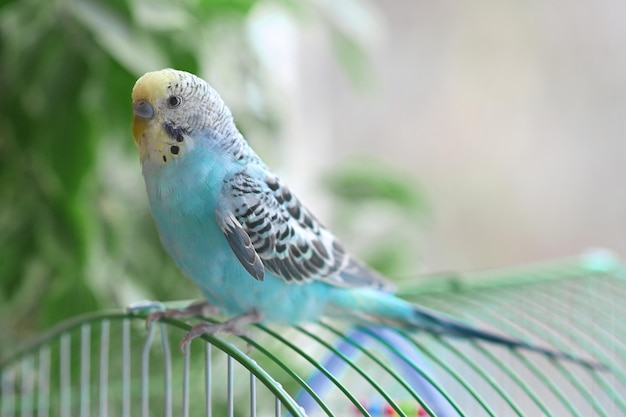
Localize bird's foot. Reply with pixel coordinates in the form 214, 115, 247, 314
145, 300, 220, 330
179, 309, 263, 353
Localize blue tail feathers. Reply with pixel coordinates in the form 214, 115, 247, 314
329, 288, 606, 370
409, 303, 606, 369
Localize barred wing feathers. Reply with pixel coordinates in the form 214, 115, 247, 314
217, 172, 394, 292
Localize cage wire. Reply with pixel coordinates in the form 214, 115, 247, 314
1, 250, 625, 417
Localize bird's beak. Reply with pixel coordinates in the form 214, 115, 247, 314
132, 69, 176, 148
133, 99, 154, 119
132, 99, 154, 145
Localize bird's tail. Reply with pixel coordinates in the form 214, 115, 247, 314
328, 289, 606, 370
408, 303, 606, 369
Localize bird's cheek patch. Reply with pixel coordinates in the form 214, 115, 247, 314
162, 122, 188, 143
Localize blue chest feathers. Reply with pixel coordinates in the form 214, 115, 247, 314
141, 152, 331, 323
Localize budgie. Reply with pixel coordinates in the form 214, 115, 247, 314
131, 68, 600, 368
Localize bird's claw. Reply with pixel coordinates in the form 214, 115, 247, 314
144, 300, 220, 330
179, 309, 262, 354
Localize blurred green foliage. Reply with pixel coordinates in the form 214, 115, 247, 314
323, 157, 428, 278
0, 0, 427, 360
0, 0, 269, 358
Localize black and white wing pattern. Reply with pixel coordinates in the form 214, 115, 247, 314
216, 171, 395, 291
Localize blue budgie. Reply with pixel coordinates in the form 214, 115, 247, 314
131, 68, 600, 368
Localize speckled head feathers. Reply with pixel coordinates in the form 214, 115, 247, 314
131, 69, 237, 163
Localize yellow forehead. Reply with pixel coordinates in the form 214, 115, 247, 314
132, 69, 182, 148
132, 69, 180, 102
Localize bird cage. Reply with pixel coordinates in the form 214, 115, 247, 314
1, 250, 624, 417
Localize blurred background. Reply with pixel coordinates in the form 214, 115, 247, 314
1, 0, 625, 357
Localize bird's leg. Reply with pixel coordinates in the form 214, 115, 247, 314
179, 309, 263, 353
145, 299, 220, 330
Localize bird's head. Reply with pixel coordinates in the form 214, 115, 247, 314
131, 68, 234, 165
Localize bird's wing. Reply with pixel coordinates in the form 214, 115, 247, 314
217, 212, 265, 281
216, 171, 395, 291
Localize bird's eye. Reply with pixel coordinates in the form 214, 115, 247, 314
167, 95, 182, 108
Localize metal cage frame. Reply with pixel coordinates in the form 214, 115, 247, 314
1, 251, 625, 416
